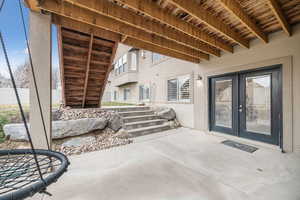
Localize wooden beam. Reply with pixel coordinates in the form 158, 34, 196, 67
40, 1, 210, 60
123, 37, 201, 63
54, 0, 220, 56
82, 34, 94, 108
218, 0, 268, 43
53, 15, 200, 63
167, 0, 249, 48
267, 0, 291, 36
98, 42, 118, 107
52, 15, 121, 42
121, 35, 128, 43
57, 26, 66, 106
117, 0, 239, 50
24, 0, 40, 12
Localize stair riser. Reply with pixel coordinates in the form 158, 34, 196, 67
120, 111, 154, 117
125, 121, 165, 130
123, 116, 158, 123
128, 126, 170, 138
104, 107, 150, 112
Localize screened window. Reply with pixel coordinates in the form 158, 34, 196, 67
130, 52, 138, 71
167, 75, 191, 102
124, 88, 130, 101
139, 85, 150, 101
113, 91, 117, 101
114, 53, 128, 75
152, 52, 166, 64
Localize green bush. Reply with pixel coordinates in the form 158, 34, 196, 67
0, 114, 8, 143
101, 102, 135, 106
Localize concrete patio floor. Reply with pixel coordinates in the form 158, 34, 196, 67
33, 128, 300, 200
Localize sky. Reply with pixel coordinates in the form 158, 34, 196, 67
0, 0, 59, 78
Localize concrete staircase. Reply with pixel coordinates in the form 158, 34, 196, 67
117, 106, 171, 138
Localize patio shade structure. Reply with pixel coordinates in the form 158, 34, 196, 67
24, 0, 300, 108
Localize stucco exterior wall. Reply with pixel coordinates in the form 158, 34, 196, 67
194, 24, 300, 153
105, 24, 300, 152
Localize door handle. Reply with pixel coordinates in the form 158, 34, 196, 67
239, 105, 243, 112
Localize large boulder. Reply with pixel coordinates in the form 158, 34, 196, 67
3, 118, 108, 141
107, 113, 123, 131
3, 124, 28, 141
52, 118, 108, 139
155, 107, 176, 120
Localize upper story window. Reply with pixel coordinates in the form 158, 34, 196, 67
167, 74, 191, 103
130, 51, 138, 71
152, 52, 166, 64
114, 54, 128, 75
114, 49, 139, 76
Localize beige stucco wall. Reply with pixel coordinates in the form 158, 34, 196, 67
106, 24, 300, 152
136, 52, 197, 128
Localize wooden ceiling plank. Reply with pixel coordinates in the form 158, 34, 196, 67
63, 43, 88, 53
62, 29, 90, 41
52, 0, 218, 57
24, 0, 40, 12
167, 0, 249, 48
53, 15, 200, 63
41, 1, 210, 60
267, 0, 292, 36
114, 0, 231, 53
219, 0, 268, 43
52, 15, 122, 42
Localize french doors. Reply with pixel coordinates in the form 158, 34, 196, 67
209, 65, 282, 145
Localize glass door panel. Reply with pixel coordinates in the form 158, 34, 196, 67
210, 76, 238, 135
245, 75, 271, 135
239, 68, 281, 145
215, 80, 232, 128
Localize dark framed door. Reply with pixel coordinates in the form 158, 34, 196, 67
209, 75, 238, 135
239, 68, 282, 145
209, 65, 282, 145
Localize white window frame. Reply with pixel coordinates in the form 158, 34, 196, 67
152, 52, 167, 64
167, 74, 191, 103
139, 84, 150, 102
114, 53, 128, 75
123, 88, 130, 101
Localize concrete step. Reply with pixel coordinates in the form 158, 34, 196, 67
102, 106, 150, 112
128, 124, 171, 138
125, 119, 167, 130
119, 110, 154, 117
123, 115, 159, 123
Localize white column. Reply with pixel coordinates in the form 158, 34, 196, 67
29, 12, 52, 149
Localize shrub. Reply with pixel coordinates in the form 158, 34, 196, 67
0, 114, 8, 143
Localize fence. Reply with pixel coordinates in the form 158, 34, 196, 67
0, 88, 61, 105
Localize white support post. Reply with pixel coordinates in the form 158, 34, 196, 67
29, 12, 52, 149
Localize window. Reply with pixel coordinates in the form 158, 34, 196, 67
130, 51, 138, 71
114, 54, 128, 75
113, 91, 118, 101
152, 52, 166, 64
124, 88, 130, 101
167, 75, 191, 102
139, 85, 150, 101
